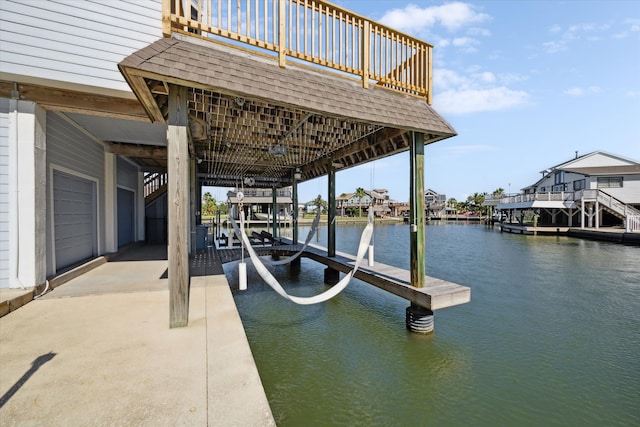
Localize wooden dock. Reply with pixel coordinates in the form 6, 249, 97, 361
212, 243, 470, 311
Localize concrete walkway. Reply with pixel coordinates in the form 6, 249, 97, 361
0, 247, 275, 426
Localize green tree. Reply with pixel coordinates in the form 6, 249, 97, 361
312, 195, 327, 213
355, 187, 367, 217
447, 198, 459, 212
217, 201, 229, 215
466, 192, 487, 215
202, 192, 217, 216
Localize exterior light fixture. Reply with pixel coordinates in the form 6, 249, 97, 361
294, 168, 302, 180
268, 145, 287, 157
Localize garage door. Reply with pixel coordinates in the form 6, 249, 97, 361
53, 171, 96, 271
117, 188, 134, 247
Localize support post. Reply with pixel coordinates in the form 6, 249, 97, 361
9, 100, 47, 288
292, 171, 299, 244
327, 157, 336, 257
406, 132, 430, 333
167, 84, 190, 328
104, 152, 117, 253
409, 131, 425, 288
272, 185, 278, 238
190, 156, 196, 254
325, 156, 339, 284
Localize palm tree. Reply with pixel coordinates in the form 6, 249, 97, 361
312, 194, 327, 213
355, 187, 366, 217
202, 192, 217, 216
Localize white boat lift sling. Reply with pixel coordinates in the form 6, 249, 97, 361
230, 209, 374, 305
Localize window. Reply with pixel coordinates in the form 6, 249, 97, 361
573, 179, 585, 191
554, 171, 565, 185
597, 177, 623, 188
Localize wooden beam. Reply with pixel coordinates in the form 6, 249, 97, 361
0, 81, 149, 121
106, 143, 168, 159
118, 72, 166, 123
167, 84, 190, 328
409, 131, 425, 288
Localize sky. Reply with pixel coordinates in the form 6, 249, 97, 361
206, 0, 640, 204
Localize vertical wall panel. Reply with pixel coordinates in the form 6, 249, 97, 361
0, 98, 10, 287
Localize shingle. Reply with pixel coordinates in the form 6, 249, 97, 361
119, 36, 456, 136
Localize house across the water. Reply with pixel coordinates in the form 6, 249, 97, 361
484, 151, 640, 233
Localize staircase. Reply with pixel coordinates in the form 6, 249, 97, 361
578, 189, 640, 232
144, 172, 167, 204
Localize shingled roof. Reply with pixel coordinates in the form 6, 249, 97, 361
118, 34, 457, 187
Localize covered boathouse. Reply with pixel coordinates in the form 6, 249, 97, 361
1, 0, 469, 331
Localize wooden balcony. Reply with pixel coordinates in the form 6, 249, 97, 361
163, 0, 432, 102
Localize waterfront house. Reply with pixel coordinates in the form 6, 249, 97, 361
1, 0, 459, 327
336, 189, 391, 217
485, 151, 640, 231
226, 188, 293, 222
424, 188, 447, 218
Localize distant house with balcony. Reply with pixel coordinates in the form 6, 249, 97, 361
485, 151, 640, 231
227, 188, 293, 222
425, 189, 449, 218
337, 189, 392, 217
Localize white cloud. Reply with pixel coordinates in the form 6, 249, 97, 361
468, 27, 491, 37
432, 67, 529, 114
452, 37, 480, 52
379, 2, 490, 34
543, 21, 620, 53
625, 90, 640, 97
434, 87, 529, 114
563, 86, 601, 96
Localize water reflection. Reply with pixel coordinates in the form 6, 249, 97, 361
228, 223, 640, 426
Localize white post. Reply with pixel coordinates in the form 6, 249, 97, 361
239, 262, 247, 290
104, 152, 117, 253
8, 100, 47, 288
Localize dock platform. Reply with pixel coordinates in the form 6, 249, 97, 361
216, 243, 471, 311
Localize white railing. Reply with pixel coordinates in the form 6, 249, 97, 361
627, 215, 640, 232
144, 172, 168, 198
486, 191, 575, 205
597, 191, 640, 218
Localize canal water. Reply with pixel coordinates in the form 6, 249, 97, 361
225, 222, 640, 426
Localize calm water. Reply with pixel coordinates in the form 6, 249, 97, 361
225, 223, 640, 426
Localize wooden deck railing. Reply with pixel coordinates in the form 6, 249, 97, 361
163, 0, 433, 102
144, 172, 168, 198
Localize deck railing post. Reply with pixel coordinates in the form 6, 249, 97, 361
162, 0, 172, 37
278, 0, 287, 68
361, 20, 370, 89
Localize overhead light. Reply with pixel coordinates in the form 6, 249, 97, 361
294, 168, 302, 180
235, 97, 245, 107
268, 145, 287, 157
197, 157, 203, 164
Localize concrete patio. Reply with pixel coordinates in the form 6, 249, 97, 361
0, 245, 275, 426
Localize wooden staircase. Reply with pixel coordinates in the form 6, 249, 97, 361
144, 172, 167, 204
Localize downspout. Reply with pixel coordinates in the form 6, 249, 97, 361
9, 83, 25, 289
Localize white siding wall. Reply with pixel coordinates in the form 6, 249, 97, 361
0, 0, 162, 95
593, 175, 640, 205
46, 112, 105, 276
0, 99, 9, 287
